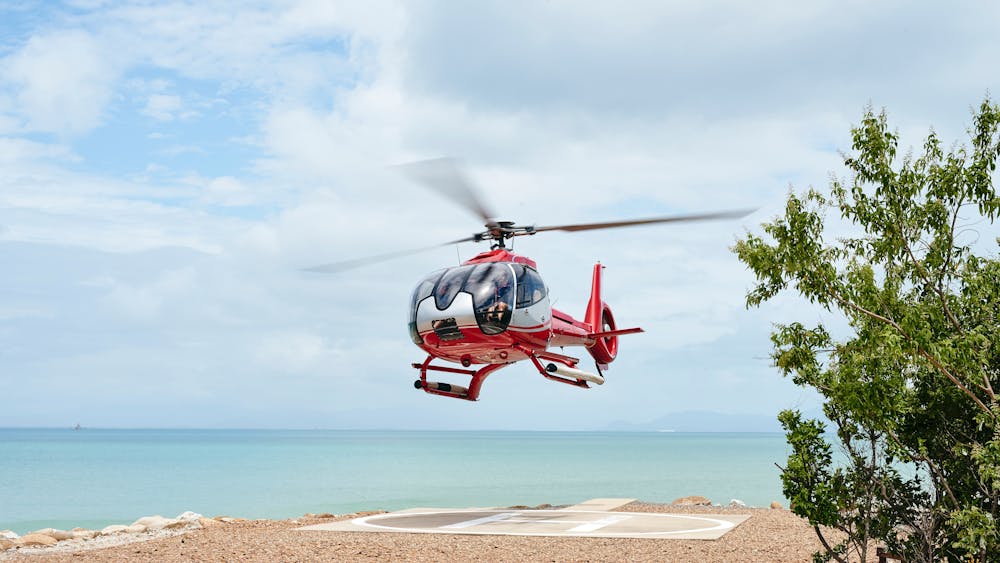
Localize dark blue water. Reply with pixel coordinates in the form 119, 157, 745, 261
0, 429, 788, 534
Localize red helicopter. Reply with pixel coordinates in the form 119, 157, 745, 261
308, 159, 752, 401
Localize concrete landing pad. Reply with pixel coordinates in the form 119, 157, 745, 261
298, 507, 749, 540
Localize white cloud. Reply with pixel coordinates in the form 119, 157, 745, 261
4, 30, 118, 135
254, 331, 344, 375
142, 93, 183, 121
0, 137, 79, 164
98, 268, 198, 322
204, 176, 250, 206
0, 305, 53, 321
401, 1, 1000, 121
0, 167, 238, 253
157, 144, 206, 157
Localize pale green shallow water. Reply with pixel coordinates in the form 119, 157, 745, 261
0, 429, 788, 534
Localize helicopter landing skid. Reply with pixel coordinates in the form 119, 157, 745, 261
516, 346, 591, 389
412, 347, 597, 401
412, 357, 507, 401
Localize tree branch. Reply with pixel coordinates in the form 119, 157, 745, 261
902, 233, 965, 336
825, 286, 993, 415
813, 525, 848, 563
936, 193, 997, 403
941, 192, 964, 294
889, 191, 966, 337
917, 348, 992, 415
885, 426, 960, 509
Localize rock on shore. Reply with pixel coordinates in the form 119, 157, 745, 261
14, 534, 57, 547
670, 495, 713, 506
0, 511, 209, 555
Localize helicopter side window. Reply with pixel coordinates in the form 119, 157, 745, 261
514, 265, 547, 308
433, 266, 473, 310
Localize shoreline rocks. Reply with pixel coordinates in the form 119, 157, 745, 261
670, 495, 713, 506
0, 511, 211, 554
14, 533, 57, 547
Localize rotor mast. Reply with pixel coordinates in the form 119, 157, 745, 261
484, 221, 536, 250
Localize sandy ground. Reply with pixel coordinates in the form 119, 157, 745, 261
2, 502, 839, 562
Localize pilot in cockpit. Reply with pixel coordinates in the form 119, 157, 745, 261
485, 275, 513, 323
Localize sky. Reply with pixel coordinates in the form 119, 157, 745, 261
1, 0, 998, 430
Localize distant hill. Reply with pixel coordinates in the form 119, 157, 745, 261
605, 410, 784, 433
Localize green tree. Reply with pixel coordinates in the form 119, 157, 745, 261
734, 99, 1000, 562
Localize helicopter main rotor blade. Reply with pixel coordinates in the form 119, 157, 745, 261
395, 158, 498, 227
531, 208, 757, 233
303, 235, 478, 274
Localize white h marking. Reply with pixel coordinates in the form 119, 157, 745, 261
441, 512, 520, 529
567, 514, 631, 532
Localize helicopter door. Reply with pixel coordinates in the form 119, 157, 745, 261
510, 264, 549, 331
514, 265, 547, 309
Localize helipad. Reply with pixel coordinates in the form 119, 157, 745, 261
298, 499, 750, 540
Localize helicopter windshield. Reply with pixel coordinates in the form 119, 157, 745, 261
409, 269, 445, 344
411, 269, 445, 314
465, 263, 515, 334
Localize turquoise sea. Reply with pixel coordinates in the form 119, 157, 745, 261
0, 429, 788, 535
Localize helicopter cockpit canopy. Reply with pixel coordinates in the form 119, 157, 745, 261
411, 263, 513, 335
411, 262, 547, 338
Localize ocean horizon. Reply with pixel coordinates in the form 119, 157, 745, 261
0, 428, 789, 535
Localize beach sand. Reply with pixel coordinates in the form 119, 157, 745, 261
2, 502, 838, 562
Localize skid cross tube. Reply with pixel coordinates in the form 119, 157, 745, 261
413, 356, 507, 401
